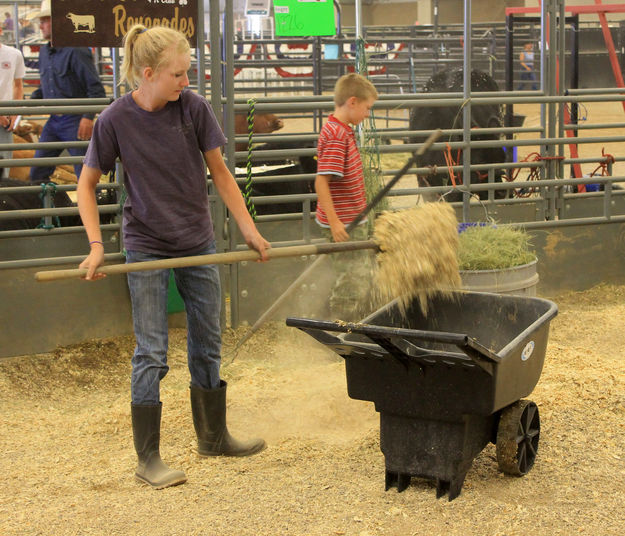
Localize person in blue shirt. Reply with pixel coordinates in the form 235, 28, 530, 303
3, 12, 14, 32
28, 1, 106, 184
518, 42, 538, 91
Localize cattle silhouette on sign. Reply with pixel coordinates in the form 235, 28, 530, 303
66, 13, 96, 33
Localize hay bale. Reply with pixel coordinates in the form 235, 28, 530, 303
458, 225, 535, 270
373, 203, 461, 314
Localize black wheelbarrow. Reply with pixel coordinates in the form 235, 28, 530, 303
286, 290, 558, 500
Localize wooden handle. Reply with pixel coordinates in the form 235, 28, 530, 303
34, 240, 379, 282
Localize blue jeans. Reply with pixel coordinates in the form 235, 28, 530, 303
29, 115, 86, 183
126, 242, 222, 405
518, 71, 537, 91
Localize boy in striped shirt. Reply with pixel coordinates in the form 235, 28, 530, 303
315, 73, 379, 320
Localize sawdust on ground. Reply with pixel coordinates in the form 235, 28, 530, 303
1, 284, 624, 536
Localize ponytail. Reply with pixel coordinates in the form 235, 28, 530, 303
120, 24, 190, 89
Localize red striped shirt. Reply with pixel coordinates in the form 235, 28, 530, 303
315, 114, 367, 227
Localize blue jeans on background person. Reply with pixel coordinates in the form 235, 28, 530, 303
518, 70, 538, 91
126, 242, 222, 405
29, 114, 86, 183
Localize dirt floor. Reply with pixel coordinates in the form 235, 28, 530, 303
1, 283, 624, 536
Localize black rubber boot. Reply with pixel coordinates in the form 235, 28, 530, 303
131, 403, 187, 489
190, 380, 266, 457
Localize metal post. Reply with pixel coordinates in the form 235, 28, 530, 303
462, 0, 472, 222
223, 0, 241, 328
557, 1, 566, 165
539, 0, 547, 179
197, 0, 206, 97
209, 0, 228, 328
313, 36, 323, 133
209, 0, 222, 113
504, 14, 514, 161
571, 14, 580, 119
11, 2, 19, 49
546, 0, 559, 221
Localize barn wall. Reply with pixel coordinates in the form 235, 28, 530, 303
339, 1, 420, 28
337, 0, 525, 27
0, 233, 184, 359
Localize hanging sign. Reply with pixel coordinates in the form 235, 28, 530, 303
246, 0, 271, 16
272, 0, 336, 37
50, 0, 198, 48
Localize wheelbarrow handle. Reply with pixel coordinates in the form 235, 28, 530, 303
285, 317, 502, 370
34, 240, 379, 282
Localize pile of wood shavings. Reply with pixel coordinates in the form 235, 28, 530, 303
373, 203, 461, 314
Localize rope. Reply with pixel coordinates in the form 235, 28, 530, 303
244, 98, 257, 220
443, 142, 459, 187
354, 37, 387, 226
36, 182, 61, 229
503, 152, 566, 198
589, 147, 615, 178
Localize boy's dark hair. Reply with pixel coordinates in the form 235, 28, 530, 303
334, 73, 379, 107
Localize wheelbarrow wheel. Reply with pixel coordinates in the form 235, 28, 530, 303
496, 399, 540, 476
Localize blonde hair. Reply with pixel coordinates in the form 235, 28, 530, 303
120, 25, 191, 89
334, 73, 379, 107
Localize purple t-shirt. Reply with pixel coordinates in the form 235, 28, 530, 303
84, 89, 227, 255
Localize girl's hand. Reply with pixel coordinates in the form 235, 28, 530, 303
79, 244, 106, 281
241, 226, 271, 261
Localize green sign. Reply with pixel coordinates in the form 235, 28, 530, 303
273, 0, 336, 37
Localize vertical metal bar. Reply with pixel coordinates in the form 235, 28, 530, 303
11, 2, 18, 49
569, 15, 580, 181
557, 1, 565, 170
209, 0, 228, 329
604, 180, 613, 220
111, 48, 120, 100
462, 0, 471, 222
42, 186, 52, 229
571, 15, 580, 119
555, 4, 568, 216
546, 0, 559, 221
209, 0, 222, 113
605, 159, 614, 219
540, 0, 548, 173
314, 36, 321, 94
110, 48, 124, 254
302, 199, 311, 243
222, 0, 240, 328
505, 14, 514, 161
197, 0, 206, 97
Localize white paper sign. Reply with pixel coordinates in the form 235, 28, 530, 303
246, 0, 270, 16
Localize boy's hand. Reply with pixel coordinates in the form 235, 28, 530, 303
330, 220, 349, 243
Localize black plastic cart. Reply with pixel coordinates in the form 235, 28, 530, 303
286, 290, 558, 500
